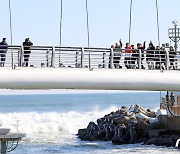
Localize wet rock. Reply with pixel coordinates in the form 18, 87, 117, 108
146, 111, 156, 118
137, 118, 150, 135
77, 129, 87, 137
129, 126, 137, 143
148, 130, 160, 137
77, 104, 180, 148
105, 124, 115, 141
145, 137, 157, 145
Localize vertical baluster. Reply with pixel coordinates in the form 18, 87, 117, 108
75, 52, 79, 68
103, 52, 107, 68
51, 46, 55, 67
110, 48, 114, 69
165, 50, 169, 70
81, 47, 85, 68
138, 50, 142, 69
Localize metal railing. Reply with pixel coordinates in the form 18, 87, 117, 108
0, 45, 180, 70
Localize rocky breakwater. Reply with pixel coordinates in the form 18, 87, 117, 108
77, 105, 180, 147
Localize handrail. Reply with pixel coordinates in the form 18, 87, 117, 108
0, 45, 179, 70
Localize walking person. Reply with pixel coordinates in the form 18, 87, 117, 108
23, 38, 33, 67
0, 38, 8, 67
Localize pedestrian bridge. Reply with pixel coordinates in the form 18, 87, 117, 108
0, 45, 180, 91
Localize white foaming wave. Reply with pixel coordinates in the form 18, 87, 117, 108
0, 106, 118, 135
0, 89, 158, 95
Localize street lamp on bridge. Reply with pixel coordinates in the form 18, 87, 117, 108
168, 21, 180, 52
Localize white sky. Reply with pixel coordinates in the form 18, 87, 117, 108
0, 0, 180, 48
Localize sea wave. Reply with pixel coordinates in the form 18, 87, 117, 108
0, 106, 118, 134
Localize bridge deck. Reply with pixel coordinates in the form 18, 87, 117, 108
0, 68, 179, 91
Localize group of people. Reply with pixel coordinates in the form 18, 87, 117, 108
111, 40, 177, 70
0, 38, 33, 67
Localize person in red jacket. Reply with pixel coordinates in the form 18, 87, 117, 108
124, 43, 132, 69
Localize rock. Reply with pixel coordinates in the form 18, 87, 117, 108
148, 130, 160, 137
112, 124, 126, 143
105, 124, 115, 141
145, 137, 157, 145
129, 126, 137, 143
136, 113, 149, 123
117, 124, 126, 137
136, 137, 148, 144
137, 118, 150, 135
77, 104, 180, 148
112, 138, 127, 145
146, 111, 156, 118
120, 108, 126, 114
113, 115, 127, 125
77, 129, 87, 136
133, 104, 141, 113
122, 116, 130, 125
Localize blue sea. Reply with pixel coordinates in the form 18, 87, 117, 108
0, 90, 179, 154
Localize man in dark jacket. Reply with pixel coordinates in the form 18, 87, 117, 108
23, 38, 33, 67
0, 38, 8, 67
169, 46, 176, 70
146, 41, 155, 70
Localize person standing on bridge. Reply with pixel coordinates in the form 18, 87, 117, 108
23, 38, 33, 67
136, 42, 146, 69
113, 40, 122, 69
0, 38, 8, 67
169, 46, 176, 70
124, 43, 132, 69
146, 41, 155, 70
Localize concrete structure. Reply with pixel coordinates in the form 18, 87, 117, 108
0, 68, 180, 91
0, 133, 26, 154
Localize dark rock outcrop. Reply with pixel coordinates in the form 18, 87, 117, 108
77, 104, 180, 148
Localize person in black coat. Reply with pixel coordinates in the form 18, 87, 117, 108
146, 41, 155, 70
169, 46, 176, 70
0, 38, 8, 67
23, 38, 33, 67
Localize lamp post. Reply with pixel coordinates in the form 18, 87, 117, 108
168, 21, 180, 52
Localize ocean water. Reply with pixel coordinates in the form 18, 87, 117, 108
0, 91, 179, 154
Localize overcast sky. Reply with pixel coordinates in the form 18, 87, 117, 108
0, 0, 180, 48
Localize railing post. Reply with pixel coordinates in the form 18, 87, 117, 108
110, 48, 114, 69
138, 50, 142, 69
20, 45, 24, 67
75, 52, 80, 68
165, 50, 170, 70
46, 50, 50, 67
103, 53, 107, 68
81, 47, 85, 68
51, 46, 55, 67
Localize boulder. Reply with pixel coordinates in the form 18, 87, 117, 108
129, 126, 137, 143
137, 118, 150, 135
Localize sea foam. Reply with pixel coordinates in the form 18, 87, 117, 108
0, 106, 118, 134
